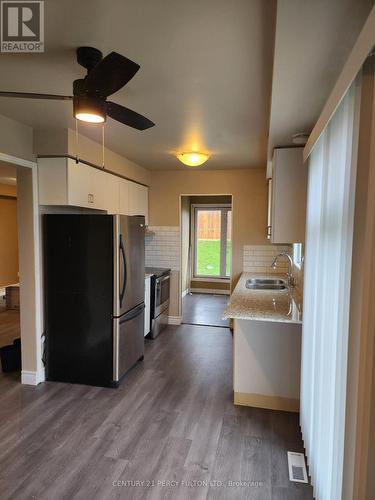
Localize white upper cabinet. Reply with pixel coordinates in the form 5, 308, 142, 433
268, 147, 307, 244
38, 157, 148, 222
67, 160, 119, 212
128, 181, 149, 225
119, 178, 129, 215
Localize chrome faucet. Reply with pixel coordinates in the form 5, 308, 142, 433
271, 252, 295, 288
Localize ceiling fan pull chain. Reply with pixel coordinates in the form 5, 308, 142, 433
102, 125, 105, 169
75, 119, 79, 164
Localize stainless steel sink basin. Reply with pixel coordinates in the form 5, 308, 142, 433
248, 278, 285, 285
245, 278, 287, 290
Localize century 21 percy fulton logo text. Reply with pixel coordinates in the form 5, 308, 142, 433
1, 1, 44, 52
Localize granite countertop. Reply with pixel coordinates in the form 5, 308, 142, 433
223, 272, 303, 324
145, 273, 154, 279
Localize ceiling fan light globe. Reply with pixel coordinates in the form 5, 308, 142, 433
75, 112, 105, 123
73, 95, 106, 124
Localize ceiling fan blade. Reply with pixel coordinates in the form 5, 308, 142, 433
0, 91, 72, 100
82, 52, 140, 97
106, 101, 155, 130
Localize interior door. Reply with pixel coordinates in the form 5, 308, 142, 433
118, 215, 145, 316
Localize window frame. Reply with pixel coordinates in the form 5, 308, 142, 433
293, 243, 303, 270
191, 203, 232, 280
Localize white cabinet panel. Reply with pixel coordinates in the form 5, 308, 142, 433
267, 179, 272, 240
128, 182, 149, 224
95, 168, 119, 214
270, 148, 307, 244
67, 160, 101, 209
38, 158, 68, 205
119, 178, 129, 215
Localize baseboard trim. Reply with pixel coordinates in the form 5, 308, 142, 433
189, 288, 230, 295
181, 289, 189, 298
21, 367, 45, 386
234, 391, 300, 413
168, 316, 182, 325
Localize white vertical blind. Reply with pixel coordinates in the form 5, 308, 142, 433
301, 78, 360, 500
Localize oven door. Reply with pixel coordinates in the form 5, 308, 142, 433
154, 274, 170, 317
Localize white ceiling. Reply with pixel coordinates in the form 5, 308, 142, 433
267, 0, 374, 159
0, 0, 372, 171
0, 0, 276, 170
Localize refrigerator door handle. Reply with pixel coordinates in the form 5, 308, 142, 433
119, 234, 127, 308
120, 303, 145, 323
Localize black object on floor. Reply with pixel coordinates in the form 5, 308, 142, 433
0, 342, 21, 372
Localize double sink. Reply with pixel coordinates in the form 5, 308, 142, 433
245, 278, 287, 291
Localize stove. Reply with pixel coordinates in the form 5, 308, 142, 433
145, 267, 171, 278
145, 267, 171, 338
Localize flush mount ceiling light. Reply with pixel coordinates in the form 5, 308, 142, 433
177, 152, 209, 167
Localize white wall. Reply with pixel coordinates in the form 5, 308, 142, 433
0, 114, 42, 385
0, 115, 34, 161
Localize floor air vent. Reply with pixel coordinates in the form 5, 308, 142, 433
287, 451, 308, 483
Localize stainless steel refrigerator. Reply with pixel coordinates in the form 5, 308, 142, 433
44, 214, 145, 387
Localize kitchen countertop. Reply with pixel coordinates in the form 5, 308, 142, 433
145, 273, 154, 279
223, 273, 302, 324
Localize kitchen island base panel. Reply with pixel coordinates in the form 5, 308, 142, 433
234, 391, 300, 413
233, 318, 302, 405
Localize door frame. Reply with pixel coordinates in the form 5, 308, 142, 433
179, 193, 233, 320
0, 152, 44, 385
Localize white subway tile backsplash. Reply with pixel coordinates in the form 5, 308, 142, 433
145, 226, 180, 271
243, 244, 291, 274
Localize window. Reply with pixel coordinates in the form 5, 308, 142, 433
192, 205, 232, 279
293, 243, 303, 269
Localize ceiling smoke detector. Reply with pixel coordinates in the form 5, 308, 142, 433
292, 133, 310, 145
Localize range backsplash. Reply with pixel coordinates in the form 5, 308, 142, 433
145, 226, 180, 271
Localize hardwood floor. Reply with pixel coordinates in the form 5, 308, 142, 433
0, 309, 20, 348
182, 293, 230, 328
0, 324, 313, 499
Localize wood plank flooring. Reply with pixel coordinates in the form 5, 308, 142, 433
182, 294, 230, 328
0, 324, 313, 500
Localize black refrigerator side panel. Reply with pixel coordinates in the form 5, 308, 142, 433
44, 215, 113, 386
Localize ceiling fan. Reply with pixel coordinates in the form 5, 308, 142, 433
0, 46, 155, 130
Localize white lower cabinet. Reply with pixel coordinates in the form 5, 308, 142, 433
144, 275, 151, 337
38, 157, 148, 222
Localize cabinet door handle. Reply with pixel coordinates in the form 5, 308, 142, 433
266, 225, 272, 238
88, 193, 94, 203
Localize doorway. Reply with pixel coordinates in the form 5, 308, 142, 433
0, 163, 21, 376
180, 195, 232, 327
0, 156, 43, 385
